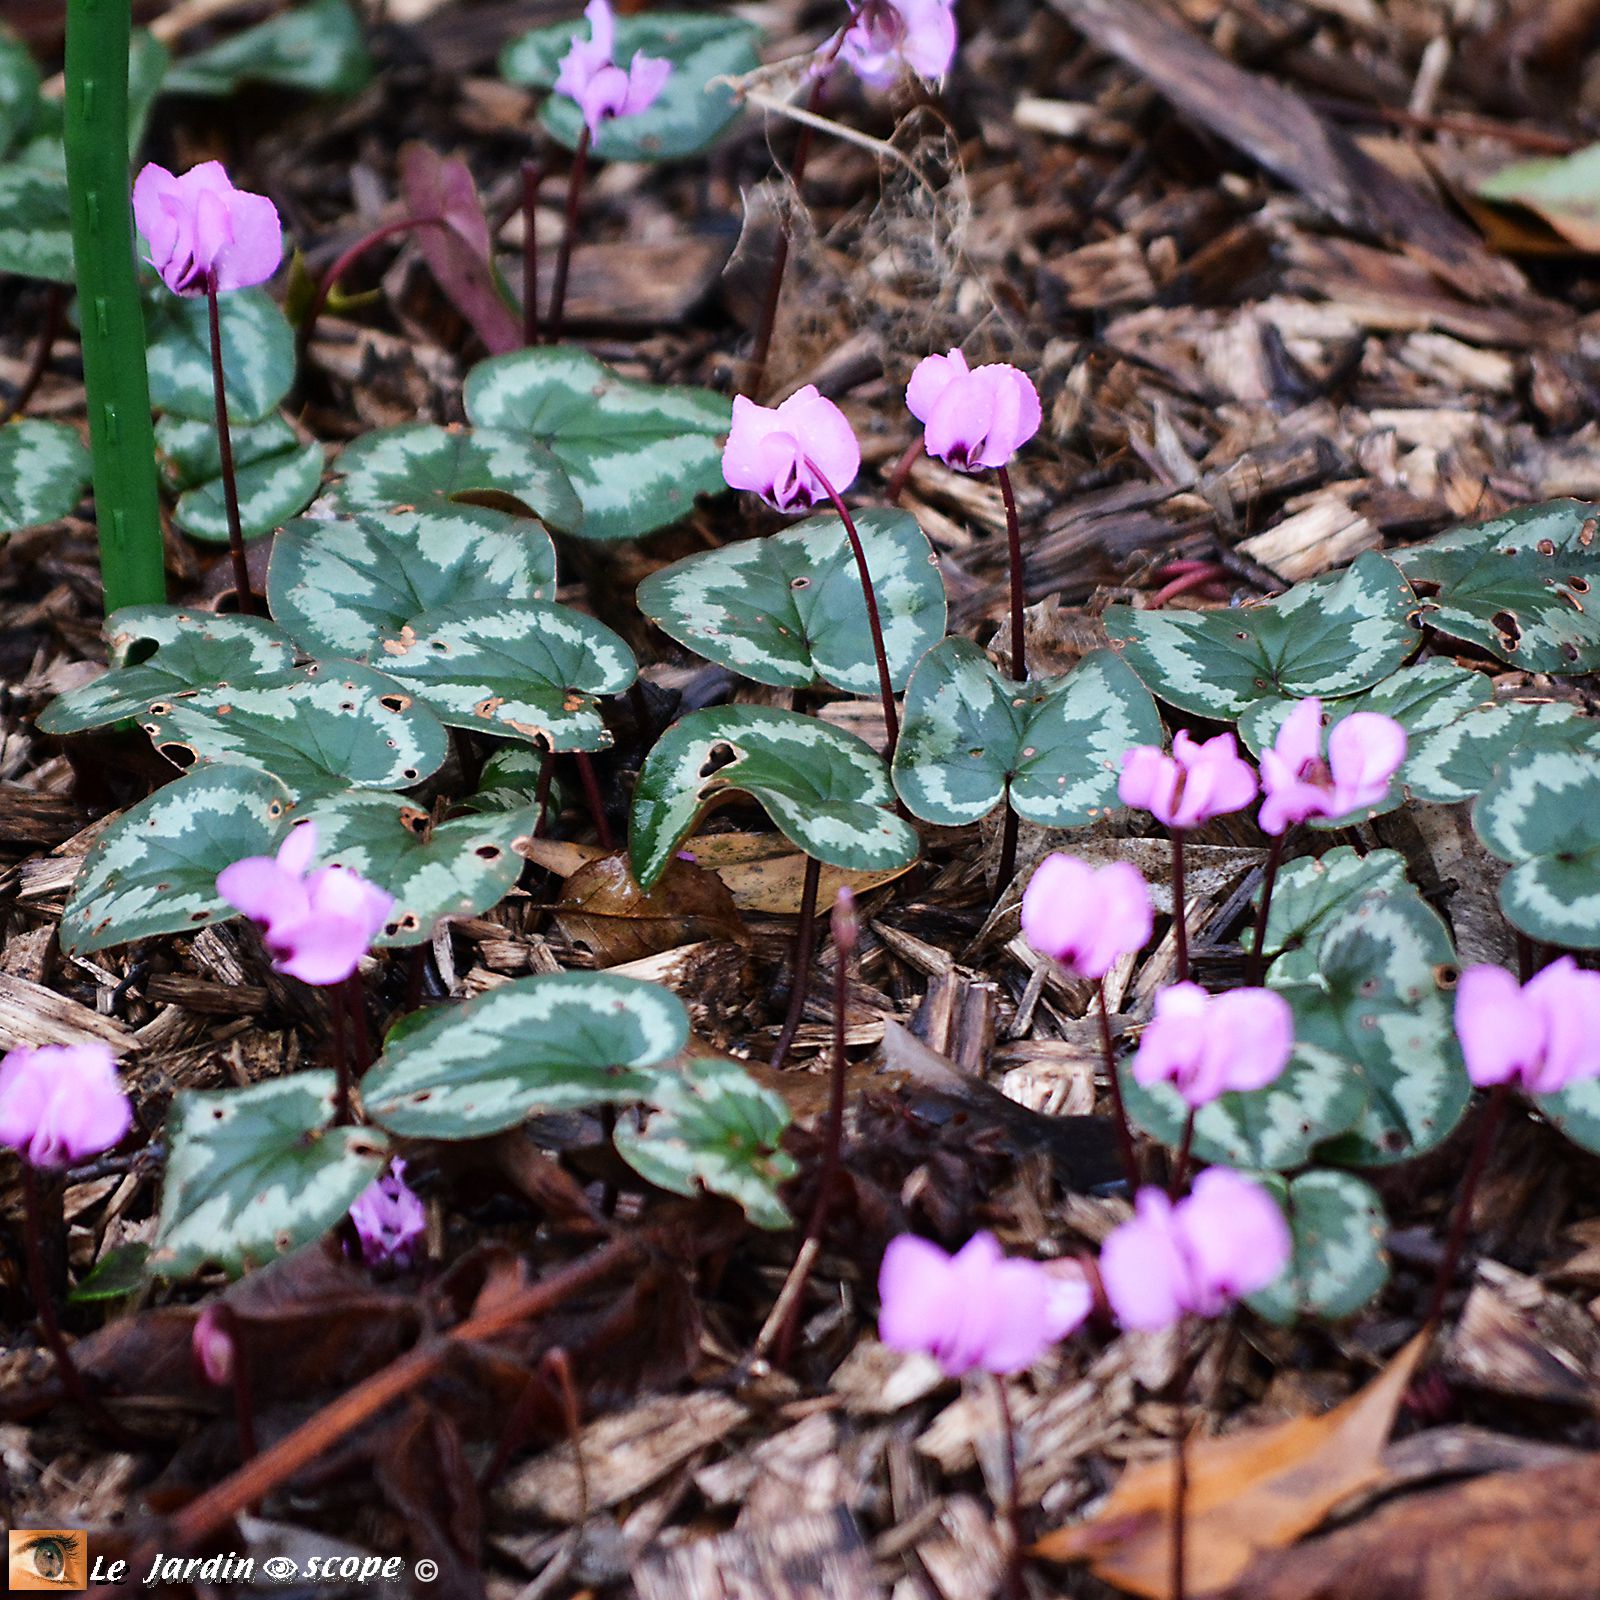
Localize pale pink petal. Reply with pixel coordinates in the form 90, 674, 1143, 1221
217, 856, 309, 926
775, 386, 859, 496
1179, 1168, 1291, 1307
276, 820, 319, 876
906, 350, 967, 424
585, 0, 615, 60
966, 1259, 1056, 1372
1258, 749, 1325, 836
620, 51, 672, 118
1327, 712, 1406, 814
212, 187, 283, 292
722, 396, 785, 495
0, 1043, 130, 1168
1455, 964, 1538, 1088
878, 1233, 957, 1353
1273, 698, 1324, 773
1118, 744, 1175, 817
1020, 852, 1094, 964
1042, 1261, 1095, 1340
1100, 1189, 1190, 1332
133, 163, 184, 283
1131, 982, 1208, 1095
1525, 958, 1600, 1094
898, 0, 958, 79
1213, 987, 1295, 1094
269, 914, 370, 986
579, 63, 630, 133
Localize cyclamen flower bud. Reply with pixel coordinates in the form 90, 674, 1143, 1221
0, 1043, 132, 1170
191, 1306, 236, 1388
1258, 698, 1406, 836
1455, 957, 1600, 1095
132, 161, 282, 296
1021, 854, 1152, 980
906, 349, 1039, 472
1119, 731, 1258, 830
721, 386, 861, 513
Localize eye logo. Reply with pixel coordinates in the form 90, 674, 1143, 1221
261, 1557, 298, 1581
8, 1531, 89, 1591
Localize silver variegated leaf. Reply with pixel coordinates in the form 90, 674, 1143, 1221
151, 1073, 390, 1278
1261, 846, 1409, 965
1407, 699, 1600, 804
60, 766, 293, 955
1394, 498, 1600, 673
637, 509, 946, 693
0, 418, 91, 533
375, 599, 636, 750
1473, 748, 1600, 947
267, 507, 558, 661
156, 414, 322, 542
363, 971, 690, 1137
0, 167, 73, 282
144, 287, 297, 424
614, 1056, 798, 1229
1106, 551, 1417, 721
892, 638, 1162, 827
467, 745, 563, 818
332, 423, 582, 534
164, 0, 372, 96
141, 663, 449, 800
465, 346, 730, 541
630, 704, 919, 890
1537, 1076, 1600, 1157
37, 606, 297, 736
1247, 1169, 1390, 1324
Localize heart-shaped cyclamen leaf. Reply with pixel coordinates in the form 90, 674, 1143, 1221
1106, 551, 1417, 721
637, 509, 946, 693
1394, 499, 1600, 673
375, 600, 636, 750
144, 287, 296, 424
156, 415, 322, 542
630, 705, 919, 890
614, 1056, 798, 1229
141, 663, 449, 800
1536, 1076, 1600, 1158
151, 1073, 390, 1277
37, 606, 297, 736
1260, 846, 1410, 962
0, 168, 73, 282
892, 638, 1163, 827
60, 766, 294, 955
1406, 699, 1600, 804
1246, 1170, 1390, 1324
502, 12, 759, 162
163, 0, 373, 97
465, 346, 730, 541
267, 508, 557, 661
363, 971, 689, 1137
0, 418, 91, 533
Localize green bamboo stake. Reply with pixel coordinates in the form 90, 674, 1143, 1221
63, 0, 166, 610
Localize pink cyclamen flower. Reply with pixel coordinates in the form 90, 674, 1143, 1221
906, 349, 1040, 472
1021, 853, 1152, 980
216, 821, 394, 987
1258, 698, 1407, 836
1455, 957, 1600, 1095
554, 0, 672, 138
191, 1306, 236, 1388
722, 386, 861, 513
879, 1231, 1092, 1377
838, 0, 958, 88
1100, 1168, 1291, 1331
0, 1043, 132, 1169
1119, 730, 1258, 830
1131, 982, 1294, 1109
349, 1159, 427, 1269
132, 161, 282, 296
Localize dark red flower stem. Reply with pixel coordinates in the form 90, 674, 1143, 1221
1516, 932, 1536, 984
344, 973, 372, 1071
0, 282, 66, 427
771, 854, 822, 1070
805, 459, 900, 758
996, 804, 1020, 899
546, 126, 590, 344
1170, 1109, 1196, 1198
1096, 976, 1142, 1193
1422, 1080, 1511, 1330
205, 273, 259, 616
1245, 831, 1288, 986
997, 464, 1026, 681
1171, 1316, 1191, 1600
993, 1374, 1025, 1600
573, 750, 614, 852
884, 435, 923, 505
521, 158, 542, 348
1170, 827, 1190, 982
211, 1304, 259, 1474
329, 983, 352, 1126
299, 214, 443, 355
532, 746, 556, 836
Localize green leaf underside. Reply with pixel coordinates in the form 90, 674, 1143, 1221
61, 767, 293, 955
141, 663, 449, 800
0, 166, 74, 282
1408, 700, 1600, 805
891, 638, 1163, 827
152, 1073, 389, 1277
300, 791, 544, 946
1394, 499, 1600, 673
1262, 846, 1410, 960
502, 12, 759, 162
157, 415, 322, 542
1271, 886, 1469, 1167
267, 507, 558, 661
333, 424, 582, 535
37, 607, 297, 735
374, 599, 637, 750
614, 1056, 798, 1229
630, 704, 919, 889
363, 971, 690, 1137
164, 0, 373, 97
1121, 1043, 1366, 1173
1474, 749, 1600, 947
144, 288, 296, 425
1248, 1170, 1390, 1324
637, 509, 946, 693
0, 419, 91, 533
1106, 551, 1417, 721
465, 346, 730, 541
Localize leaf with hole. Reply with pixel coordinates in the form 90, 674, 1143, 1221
0, 166, 73, 282
141, 663, 449, 800
332, 423, 582, 535
267, 507, 557, 661
156, 415, 322, 542
144, 287, 295, 424
363, 971, 689, 1137
150, 1073, 390, 1278
465, 346, 729, 541
1260, 846, 1410, 963
502, 11, 759, 162
375, 599, 635, 750
1406, 699, 1600, 804
37, 606, 297, 736
1271, 885, 1469, 1167
1473, 747, 1600, 947
1106, 551, 1417, 721
892, 638, 1163, 827
0, 418, 91, 534
1394, 499, 1600, 673
164, 0, 373, 97
299, 790, 541, 946
615, 1056, 797, 1228
1247, 1170, 1390, 1324
631, 704, 919, 890
637, 509, 946, 693
60, 766, 294, 955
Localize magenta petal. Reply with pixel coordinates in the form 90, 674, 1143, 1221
1525, 957, 1600, 1093
276, 820, 319, 876
1118, 744, 1172, 815
878, 1233, 956, 1354
899, 0, 958, 78
213, 188, 283, 291
217, 857, 308, 925
1454, 964, 1535, 1088
1100, 1189, 1189, 1332
1274, 697, 1324, 772
270, 915, 369, 986
723, 395, 783, 494
906, 350, 966, 424
776, 386, 860, 496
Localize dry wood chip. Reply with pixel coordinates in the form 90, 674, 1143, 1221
1442, 1261, 1600, 1407
830, 1341, 947, 1418
913, 1493, 1008, 1600
633, 1507, 882, 1600
0, 973, 135, 1052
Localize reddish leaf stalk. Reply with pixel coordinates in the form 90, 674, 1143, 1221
1422, 1081, 1511, 1330
1171, 1317, 1191, 1600
1170, 828, 1189, 982
344, 973, 372, 1072
0, 282, 66, 427
299, 214, 443, 355
546, 127, 590, 344
995, 803, 1021, 900
1095, 976, 1141, 1194
1245, 831, 1288, 986
1170, 1110, 1196, 1199
771, 854, 822, 1070
520, 158, 542, 348
532, 747, 556, 836
329, 984, 352, 1126
205, 273, 259, 615
573, 750, 614, 852
993, 1374, 1025, 1600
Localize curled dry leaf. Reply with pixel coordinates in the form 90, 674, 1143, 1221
554, 850, 747, 966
